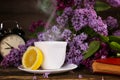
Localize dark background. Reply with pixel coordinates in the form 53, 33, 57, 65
0, 0, 49, 38
0, 0, 120, 38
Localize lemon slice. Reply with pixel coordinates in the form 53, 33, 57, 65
22, 46, 43, 70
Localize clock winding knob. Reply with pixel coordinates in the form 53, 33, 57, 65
0, 23, 7, 38
12, 24, 25, 36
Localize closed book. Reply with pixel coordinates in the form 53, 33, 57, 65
92, 58, 120, 75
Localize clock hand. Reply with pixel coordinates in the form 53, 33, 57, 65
5, 47, 12, 49
4, 42, 14, 49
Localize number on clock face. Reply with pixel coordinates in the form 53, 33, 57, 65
0, 34, 25, 57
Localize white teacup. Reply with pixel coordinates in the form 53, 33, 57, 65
34, 41, 67, 69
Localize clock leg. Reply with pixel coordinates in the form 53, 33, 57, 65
0, 54, 3, 62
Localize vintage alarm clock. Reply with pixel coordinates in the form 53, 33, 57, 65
0, 22, 26, 57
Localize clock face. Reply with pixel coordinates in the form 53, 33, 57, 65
0, 34, 25, 57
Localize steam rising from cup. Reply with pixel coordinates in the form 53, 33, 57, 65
37, 0, 57, 28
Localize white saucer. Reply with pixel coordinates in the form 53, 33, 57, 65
18, 64, 77, 74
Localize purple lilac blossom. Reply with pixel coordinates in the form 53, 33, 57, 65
73, 33, 88, 42
74, 0, 82, 7
66, 33, 88, 65
78, 74, 83, 78
73, 33, 88, 49
56, 7, 73, 27
44, 30, 55, 41
38, 32, 46, 41
71, 8, 98, 31
71, 8, 108, 36
29, 20, 45, 32
74, 0, 95, 8
56, 13, 68, 27
45, 26, 61, 41
1, 49, 21, 67
33, 75, 37, 80
51, 25, 61, 35
83, 0, 95, 9
38, 25, 62, 41
26, 38, 38, 47
71, 9, 88, 31
79, 32, 88, 41
56, 0, 74, 10
89, 16, 108, 36
51, 25, 62, 40
80, 43, 88, 51
103, 16, 118, 30
66, 47, 83, 65
63, 7, 73, 16
104, 0, 120, 7
61, 29, 72, 40
18, 45, 27, 54
43, 73, 50, 78
113, 30, 120, 36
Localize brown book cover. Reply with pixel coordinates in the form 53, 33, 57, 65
92, 58, 120, 75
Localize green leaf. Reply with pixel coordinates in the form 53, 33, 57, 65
100, 35, 109, 43
56, 10, 63, 16
109, 36, 120, 44
95, 1, 111, 12
110, 42, 120, 52
83, 41, 100, 59
80, 27, 98, 37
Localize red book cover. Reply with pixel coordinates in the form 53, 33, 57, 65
95, 58, 120, 65
92, 58, 120, 75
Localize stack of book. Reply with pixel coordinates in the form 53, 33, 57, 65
92, 58, 120, 75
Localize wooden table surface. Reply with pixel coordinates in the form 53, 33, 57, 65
0, 67, 120, 80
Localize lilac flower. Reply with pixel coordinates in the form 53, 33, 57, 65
102, 76, 105, 80
33, 74, 37, 80
0, 58, 9, 68
103, 16, 118, 30
65, 32, 88, 65
66, 48, 83, 65
113, 30, 120, 36
61, 29, 72, 40
51, 25, 61, 35
38, 32, 46, 41
43, 73, 50, 78
73, 33, 88, 42
38, 25, 63, 41
71, 9, 88, 31
56, 13, 68, 27
56, 0, 74, 10
78, 74, 83, 78
80, 43, 88, 51
104, 0, 120, 7
83, 0, 95, 9
71, 8, 108, 36
79, 33, 88, 41
81, 57, 93, 69
26, 38, 38, 47
74, 0, 82, 7
29, 20, 45, 32
1, 48, 22, 67
63, 7, 73, 16
71, 9, 98, 31
101, 55, 107, 59
89, 17, 108, 36
18, 45, 27, 54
